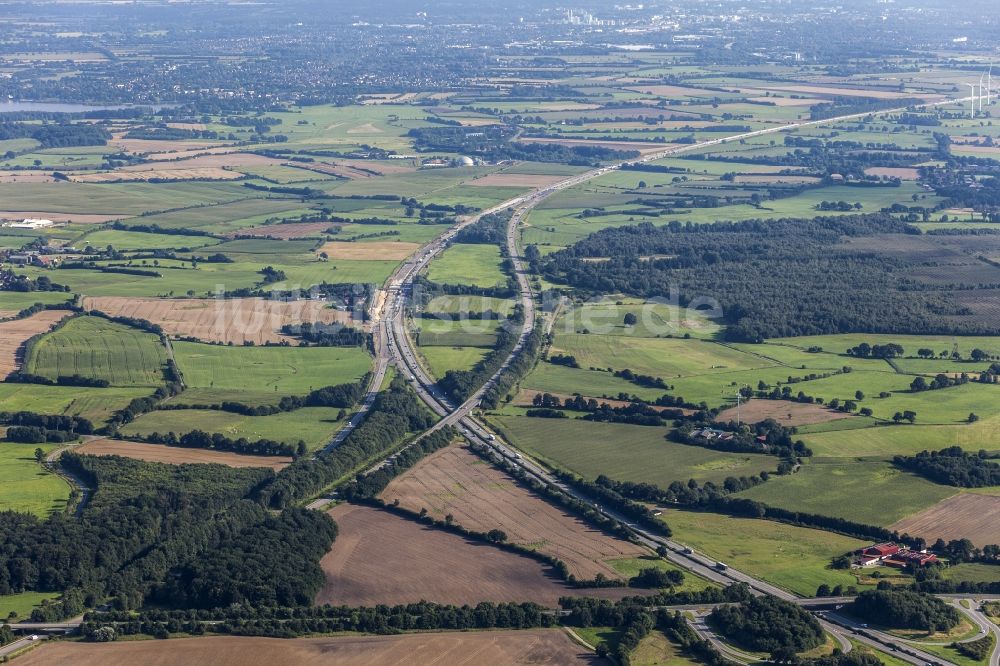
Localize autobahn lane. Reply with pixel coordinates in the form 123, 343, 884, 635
320, 92, 979, 663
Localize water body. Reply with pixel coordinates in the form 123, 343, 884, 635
0, 101, 144, 113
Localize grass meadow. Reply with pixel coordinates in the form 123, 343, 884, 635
0, 443, 69, 517
120, 406, 345, 451
172, 342, 371, 403
492, 415, 775, 486
659, 509, 869, 597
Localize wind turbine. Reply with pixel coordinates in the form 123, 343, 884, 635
980, 71, 987, 114
986, 63, 993, 106
967, 83, 978, 118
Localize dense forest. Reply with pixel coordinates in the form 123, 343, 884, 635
709, 595, 825, 655
0, 455, 276, 614
893, 447, 1000, 487
542, 215, 996, 341
849, 590, 961, 631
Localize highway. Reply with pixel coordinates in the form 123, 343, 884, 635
343, 91, 994, 664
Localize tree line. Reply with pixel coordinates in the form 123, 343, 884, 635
893, 446, 1000, 488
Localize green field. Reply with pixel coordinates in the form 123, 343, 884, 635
660, 509, 869, 597
493, 415, 775, 486
606, 555, 717, 594
632, 631, 702, 666
801, 416, 1000, 457
556, 298, 722, 340
942, 563, 1000, 584
80, 229, 220, 251
425, 295, 515, 315
426, 243, 507, 288
0, 591, 61, 621
120, 406, 345, 451
735, 458, 956, 526
551, 334, 769, 378
421, 346, 489, 379
0, 383, 152, 424
0, 443, 70, 517
26, 315, 168, 387
172, 342, 371, 403
0, 291, 74, 312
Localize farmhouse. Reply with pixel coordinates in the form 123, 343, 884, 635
692, 427, 735, 441
854, 543, 938, 568
10, 218, 55, 229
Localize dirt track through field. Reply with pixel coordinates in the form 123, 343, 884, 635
16, 630, 602, 666
0, 309, 71, 376
77, 438, 291, 470
316, 503, 638, 607
890, 493, 1000, 547
382, 446, 644, 579
82, 296, 353, 345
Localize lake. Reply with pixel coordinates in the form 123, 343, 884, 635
0, 101, 139, 114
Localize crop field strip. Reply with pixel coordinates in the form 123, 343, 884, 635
26, 315, 169, 387
77, 439, 292, 470
381, 445, 647, 580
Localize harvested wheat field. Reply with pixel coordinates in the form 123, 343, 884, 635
715, 400, 855, 427
381, 445, 646, 580
317, 503, 637, 607
228, 222, 337, 239
81, 296, 352, 345
864, 167, 920, 180
316, 240, 419, 261
471, 173, 570, 188
70, 167, 243, 183
77, 438, 292, 470
0, 309, 71, 376
890, 493, 1000, 547
0, 172, 58, 183
16, 630, 602, 666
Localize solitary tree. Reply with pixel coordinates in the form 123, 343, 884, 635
623, 312, 637, 326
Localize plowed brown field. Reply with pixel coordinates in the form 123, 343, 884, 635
0, 309, 71, 376
77, 438, 291, 470
316, 503, 637, 607
16, 630, 602, 666
81, 296, 352, 345
381, 446, 644, 580
890, 493, 1000, 547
